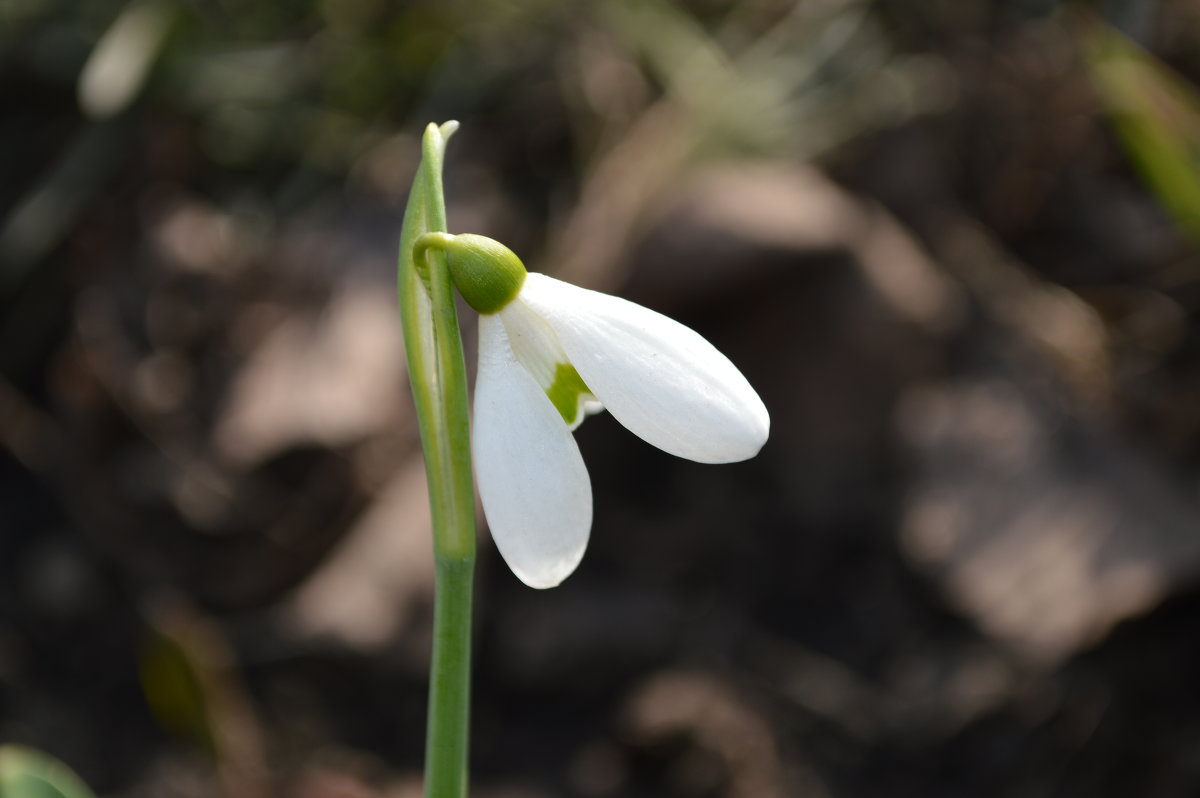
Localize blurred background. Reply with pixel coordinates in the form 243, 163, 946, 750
3, 0, 1200, 796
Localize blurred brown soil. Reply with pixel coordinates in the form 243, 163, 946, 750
4, 4, 1200, 798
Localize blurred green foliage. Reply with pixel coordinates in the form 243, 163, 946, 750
140, 625, 219, 757
1085, 19, 1200, 246
0, 746, 97, 798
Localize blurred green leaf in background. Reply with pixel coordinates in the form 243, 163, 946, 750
0, 746, 97, 798
1085, 19, 1200, 246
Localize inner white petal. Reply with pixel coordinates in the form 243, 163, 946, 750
499, 298, 603, 431
498, 298, 566, 388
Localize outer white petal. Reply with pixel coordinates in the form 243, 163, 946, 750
473, 313, 592, 588
517, 273, 770, 464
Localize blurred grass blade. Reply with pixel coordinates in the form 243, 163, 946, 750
1084, 21, 1200, 245
0, 746, 97, 798
138, 599, 268, 797
141, 622, 219, 757
78, 0, 177, 119
0, 120, 130, 293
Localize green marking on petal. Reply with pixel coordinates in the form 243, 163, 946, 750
546, 362, 593, 426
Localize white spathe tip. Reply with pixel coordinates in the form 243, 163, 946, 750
517, 273, 770, 464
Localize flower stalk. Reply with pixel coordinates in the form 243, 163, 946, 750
397, 121, 474, 798
396, 120, 768, 793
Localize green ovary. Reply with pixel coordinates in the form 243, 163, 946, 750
546, 363, 593, 426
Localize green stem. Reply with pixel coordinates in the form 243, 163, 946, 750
397, 121, 476, 798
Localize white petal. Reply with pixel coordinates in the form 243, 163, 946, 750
473, 313, 593, 588
518, 274, 770, 464
497, 299, 603, 431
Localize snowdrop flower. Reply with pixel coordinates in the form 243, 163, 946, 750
416, 233, 769, 588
